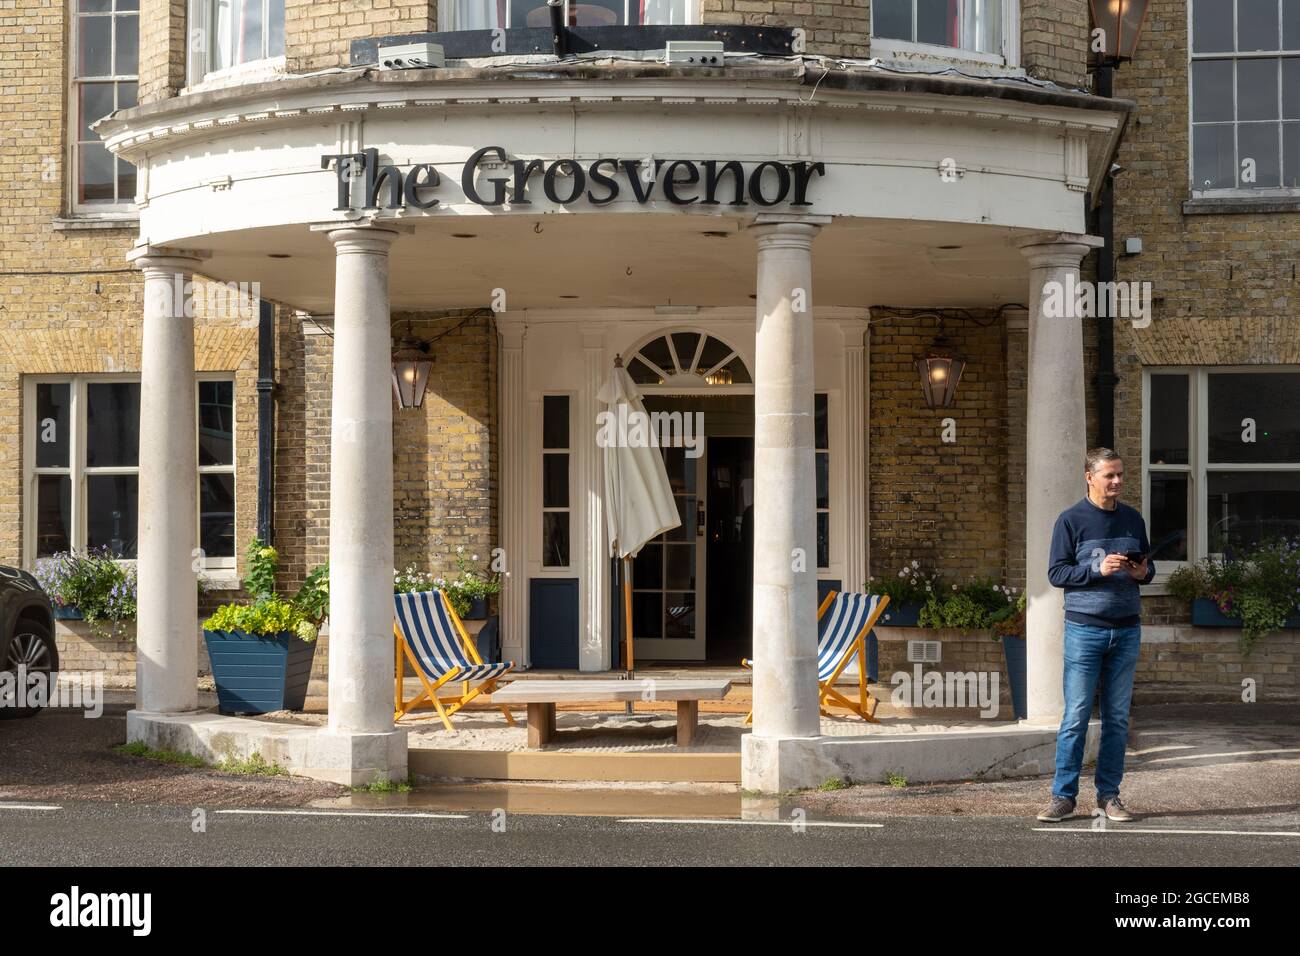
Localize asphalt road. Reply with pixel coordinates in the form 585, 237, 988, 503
2, 798, 1296, 867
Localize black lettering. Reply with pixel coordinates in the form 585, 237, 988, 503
543, 159, 586, 204
363, 148, 404, 209
587, 158, 620, 205
789, 161, 825, 206
403, 163, 441, 209
620, 159, 665, 203
748, 161, 791, 207
510, 158, 545, 205
701, 160, 747, 206
462, 145, 511, 206
662, 160, 700, 205
321, 152, 365, 211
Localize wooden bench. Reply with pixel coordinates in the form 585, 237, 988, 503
489, 678, 733, 748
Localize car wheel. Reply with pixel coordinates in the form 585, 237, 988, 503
1, 621, 56, 719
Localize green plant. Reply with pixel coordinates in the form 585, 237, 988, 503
817, 777, 850, 791
203, 536, 319, 641
885, 770, 908, 788
203, 596, 309, 638
865, 560, 944, 608
114, 741, 209, 768
1167, 539, 1300, 652
294, 561, 329, 630
918, 577, 1017, 633
243, 537, 279, 600
33, 548, 138, 638
217, 752, 286, 776
992, 592, 1028, 639
350, 772, 413, 794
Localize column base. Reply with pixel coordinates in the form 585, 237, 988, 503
742, 734, 834, 793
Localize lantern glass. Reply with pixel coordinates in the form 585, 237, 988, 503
391, 344, 434, 409
916, 351, 966, 408
1089, 0, 1151, 61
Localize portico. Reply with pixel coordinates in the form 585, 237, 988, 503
101, 61, 1125, 789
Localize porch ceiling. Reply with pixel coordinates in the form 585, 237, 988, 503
195, 213, 1032, 315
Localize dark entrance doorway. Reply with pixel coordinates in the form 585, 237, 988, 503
705, 435, 754, 664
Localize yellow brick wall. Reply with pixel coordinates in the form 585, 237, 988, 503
1021, 0, 1090, 88
284, 0, 436, 75
137, 0, 187, 104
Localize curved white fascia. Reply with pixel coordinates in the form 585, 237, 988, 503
100, 78, 1122, 247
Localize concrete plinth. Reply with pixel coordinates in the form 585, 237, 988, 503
126, 711, 409, 787
742, 720, 1101, 792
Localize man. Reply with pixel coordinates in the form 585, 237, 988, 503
1037, 447, 1155, 823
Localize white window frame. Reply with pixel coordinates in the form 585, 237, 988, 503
437, 0, 699, 31
1188, 0, 1300, 198
23, 374, 237, 571
870, 0, 1019, 67
186, 0, 286, 87
1142, 366, 1300, 579
68, 0, 139, 215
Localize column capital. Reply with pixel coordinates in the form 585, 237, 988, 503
835, 314, 870, 343
311, 221, 409, 254
496, 312, 527, 350
1016, 231, 1104, 268
748, 214, 831, 249
126, 243, 207, 272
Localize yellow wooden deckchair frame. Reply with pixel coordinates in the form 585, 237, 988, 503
742, 591, 889, 725
393, 591, 517, 731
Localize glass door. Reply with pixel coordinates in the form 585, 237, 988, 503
631, 445, 707, 661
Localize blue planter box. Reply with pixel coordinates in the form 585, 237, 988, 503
877, 601, 923, 627
1000, 635, 1028, 720
204, 629, 318, 715
1191, 597, 1300, 629
52, 605, 83, 621
463, 596, 489, 620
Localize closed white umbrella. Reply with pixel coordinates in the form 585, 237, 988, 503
598, 357, 682, 679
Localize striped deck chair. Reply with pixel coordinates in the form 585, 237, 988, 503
393, 590, 516, 731
741, 591, 889, 724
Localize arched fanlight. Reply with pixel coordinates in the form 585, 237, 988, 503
916, 334, 966, 409
391, 319, 434, 409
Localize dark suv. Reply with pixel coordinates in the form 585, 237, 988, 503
0, 565, 57, 718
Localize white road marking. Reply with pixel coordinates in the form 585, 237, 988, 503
1033, 827, 1299, 836
618, 818, 883, 828
215, 809, 467, 819
0, 803, 62, 811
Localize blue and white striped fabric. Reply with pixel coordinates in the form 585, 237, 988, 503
394, 591, 512, 683
743, 592, 880, 680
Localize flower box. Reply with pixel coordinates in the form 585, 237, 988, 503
51, 604, 84, 621
463, 596, 489, 620
1000, 634, 1028, 720
203, 629, 317, 715
1191, 597, 1300, 629
877, 601, 923, 627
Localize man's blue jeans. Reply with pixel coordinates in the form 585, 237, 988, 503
1052, 620, 1142, 803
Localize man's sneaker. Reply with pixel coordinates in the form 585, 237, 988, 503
1098, 796, 1134, 822
1035, 797, 1076, 822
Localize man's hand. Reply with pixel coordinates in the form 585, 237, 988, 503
1126, 558, 1150, 581
1099, 553, 1130, 577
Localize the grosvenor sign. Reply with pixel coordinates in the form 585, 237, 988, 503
321, 146, 824, 211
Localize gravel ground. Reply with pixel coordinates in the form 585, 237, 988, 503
0, 691, 346, 807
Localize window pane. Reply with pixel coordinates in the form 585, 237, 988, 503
77, 15, 113, 76
450, 0, 504, 29
627, 356, 660, 386
239, 0, 264, 62
817, 511, 830, 568
664, 494, 694, 541
200, 473, 236, 558
86, 382, 140, 467
1149, 374, 1189, 464
509, 0, 551, 28
963, 0, 1001, 53
917, 0, 956, 46
542, 511, 569, 566
1192, 59, 1235, 122
116, 158, 137, 201
670, 332, 701, 372
117, 0, 140, 10
1285, 122, 1300, 185
1287, 0, 1300, 47
1193, 124, 1238, 188
1193, 0, 1236, 52
1208, 373, 1300, 462
874, 0, 912, 40
572, 0, 622, 25
35, 383, 71, 469
36, 477, 72, 558
86, 474, 139, 558
1238, 58, 1280, 121
716, 355, 751, 385
79, 0, 112, 10
542, 453, 568, 507
639, 336, 674, 375
816, 452, 830, 510
116, 14, 139, 73
632, 542, 663, 590
198, 380, 234, 465
664, 592, 695, 640
79, 83, 115, 140
1239, 0, 1281, 50
815, 393, 829, 449
640, 0, 687, 24
664, 544, 696, 591
663, 446, 695, 494
78, 143, 116, 202
542, 395, 568, 448
1148, 473, 1189, 562
632, 592, 662, 638
267, 0, 285, 55
118, 80, 137, 110
1239, 122, 1282, 185
1207, 471, 1300, 553
1284, 59, 1300, 118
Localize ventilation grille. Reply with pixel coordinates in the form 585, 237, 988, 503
907, 640, 941, 664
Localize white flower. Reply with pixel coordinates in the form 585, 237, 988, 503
899, 570, 907, 578
456, 545, 465, 554
912, 560, 919, 569
924, 583, 931, 591
952, 584, 958, 591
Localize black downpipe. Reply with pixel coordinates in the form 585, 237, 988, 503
256, 298, 276, 543
1094, 63, 1119, 450
548, 0, 568, 57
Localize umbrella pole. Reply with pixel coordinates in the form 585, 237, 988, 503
623, 555, 634, 716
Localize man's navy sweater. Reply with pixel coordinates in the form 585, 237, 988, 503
1047, 497, 1156, 627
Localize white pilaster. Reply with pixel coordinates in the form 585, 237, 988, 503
129, 246, 203, 715
580, 329, 608, 671
497, 315, 528, 666
838, 316, 870, 596
1018, 232, 1104, 726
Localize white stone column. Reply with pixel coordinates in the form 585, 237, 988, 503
580, 329, 608, 672
748, 219, 825, 742
497, 316, 527, 665
129, 247, 202, 715
1018, 233, 1103, 725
